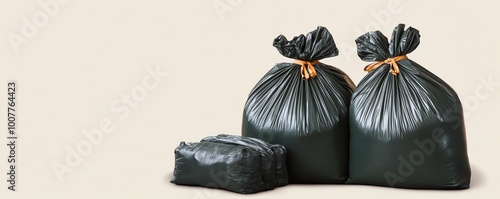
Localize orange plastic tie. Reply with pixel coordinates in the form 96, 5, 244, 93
295, 60, 320, 80
363, 55, 408, 76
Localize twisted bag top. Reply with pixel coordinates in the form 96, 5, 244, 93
273, 26, 339, 79
356, 23, 419, 76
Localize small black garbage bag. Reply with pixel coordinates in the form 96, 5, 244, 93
348, 24, 471, 189
171, 135, 288, 194
242, 26, 356, 183
201, 134, 288, 187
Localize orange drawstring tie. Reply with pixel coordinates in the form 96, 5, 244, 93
295, 60, 320, 80
363, 55, 408, 76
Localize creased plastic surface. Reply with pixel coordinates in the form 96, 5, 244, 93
348, 24, 471, 189
171, 134, 288, 194
171, 142, 265, 194
273, 26, 339, 61
269, 144, 288, 186
201, 134, 288, 187
242, 26, 355, 183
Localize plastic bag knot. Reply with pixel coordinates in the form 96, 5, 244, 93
295, 60, 320, 80
364, 55, 408, 76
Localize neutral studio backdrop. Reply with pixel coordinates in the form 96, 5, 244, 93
1, 0, 499, 198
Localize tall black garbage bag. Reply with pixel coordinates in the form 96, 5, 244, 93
348, 24, 471, 189
242, 26, 356, 183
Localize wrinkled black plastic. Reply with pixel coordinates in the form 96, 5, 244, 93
348, 24, 471, 189
242, 26, 356, 183
171, 135, 288, 194
201, 134, 288, 187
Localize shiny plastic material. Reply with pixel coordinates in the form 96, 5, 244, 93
242, 26, 356, 183
201, 134, 288, 187
348, 24, 471, 189
171, 135, 288, 194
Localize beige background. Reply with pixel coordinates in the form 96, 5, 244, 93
1, 0, 499, 198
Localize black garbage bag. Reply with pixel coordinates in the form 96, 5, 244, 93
348, 24, 471, 189
242, 26, 356, 183
171, 135, 288, 194
269, 144, 287, 186
201, 134, 288, 187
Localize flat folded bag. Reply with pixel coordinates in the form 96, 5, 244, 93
171, 134, 288, 194
242, 26, 355, 183
348, 24, 471, 189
